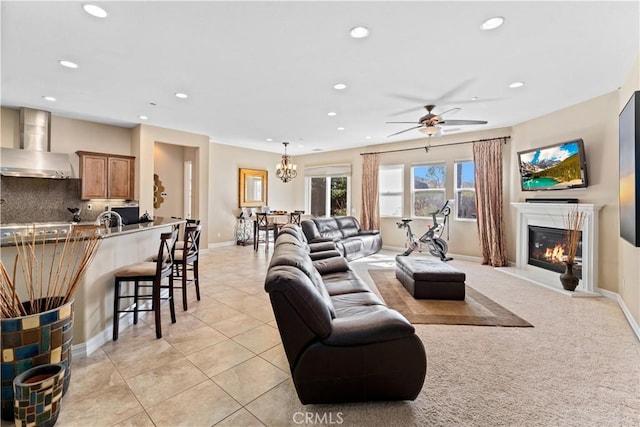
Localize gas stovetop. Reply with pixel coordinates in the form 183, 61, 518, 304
0, 222, 74, 246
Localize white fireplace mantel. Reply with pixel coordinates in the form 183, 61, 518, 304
499, 202, 602, 297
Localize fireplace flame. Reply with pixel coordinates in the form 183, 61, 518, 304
544, 244, 566, 263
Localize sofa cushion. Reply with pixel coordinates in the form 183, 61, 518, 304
265, 266, 333, 337
336, 216, 360, 238
313, 217, 343, 241
323, 309, 416, 346
331, 291, 385, 313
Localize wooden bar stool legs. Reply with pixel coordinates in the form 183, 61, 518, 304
112, 229, 178, 340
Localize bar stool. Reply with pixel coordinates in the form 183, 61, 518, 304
173, 224, 201, 311
112, 229, 178, 340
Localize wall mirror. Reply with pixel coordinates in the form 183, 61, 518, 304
239, 168, 268, 207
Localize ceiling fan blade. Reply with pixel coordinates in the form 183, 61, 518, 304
387, 125, 423, 137
438, 119, 488, 126
434, 79, 474, 104
386, 121, 420, 124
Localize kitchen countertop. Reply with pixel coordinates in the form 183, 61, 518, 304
99, 216, 184, 238
0, 217, 184, 246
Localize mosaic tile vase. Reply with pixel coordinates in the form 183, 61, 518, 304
1, 298, 73, 421
13, 363, 65, 427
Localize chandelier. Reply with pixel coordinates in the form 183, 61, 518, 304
275, 141, 297, 183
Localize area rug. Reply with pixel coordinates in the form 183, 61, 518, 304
368, 269, 533, 327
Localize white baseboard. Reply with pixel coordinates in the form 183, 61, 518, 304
599, 288, 640, 341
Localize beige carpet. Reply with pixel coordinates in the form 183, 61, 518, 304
369, 269, 532, 327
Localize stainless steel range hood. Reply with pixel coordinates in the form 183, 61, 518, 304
0, 108, 72, 179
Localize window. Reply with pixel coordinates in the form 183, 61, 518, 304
305, 164, 351, 217
379, 165, 404, 217
454, 160, 477, 220
411, 163, 446, 218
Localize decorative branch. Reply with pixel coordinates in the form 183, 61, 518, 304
0, 224, 102, 318
565, 208, 585, 264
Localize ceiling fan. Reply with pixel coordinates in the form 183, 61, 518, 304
386, 105, 487, 137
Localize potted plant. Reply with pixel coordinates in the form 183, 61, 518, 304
0, 224, 101, 420
560, 208, 585, 291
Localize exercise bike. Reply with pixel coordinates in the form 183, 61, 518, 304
396, 200, 453, 261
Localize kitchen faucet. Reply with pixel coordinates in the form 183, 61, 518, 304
96, 211, 123, 228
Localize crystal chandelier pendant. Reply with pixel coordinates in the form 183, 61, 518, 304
276, 142, 297, 183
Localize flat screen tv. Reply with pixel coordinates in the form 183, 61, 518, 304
619, 90, 640, 247
517, 139, 588, 191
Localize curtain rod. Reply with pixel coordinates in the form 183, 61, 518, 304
359, 136, 510, 156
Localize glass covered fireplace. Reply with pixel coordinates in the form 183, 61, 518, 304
528, 225, 582, 279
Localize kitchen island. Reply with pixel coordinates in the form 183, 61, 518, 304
0, 217, 184, 357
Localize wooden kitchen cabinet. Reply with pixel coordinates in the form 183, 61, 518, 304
77, 151, 135, 200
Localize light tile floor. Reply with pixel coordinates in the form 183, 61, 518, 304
3, 245, 292, 427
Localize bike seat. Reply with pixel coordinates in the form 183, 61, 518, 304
399, 218, 412, 223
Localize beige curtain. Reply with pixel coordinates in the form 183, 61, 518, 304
473, 139, 508, 266
360, 153, 380, 230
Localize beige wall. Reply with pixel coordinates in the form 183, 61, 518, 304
618, 54, 640, 325
0, 108, 132, 177
510, 91, 621, 293
153, 142, 185, 219
132, 124, 210, 245
208, 143, 295, 245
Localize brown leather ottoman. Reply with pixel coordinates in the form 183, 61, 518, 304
395, 256, 465, 300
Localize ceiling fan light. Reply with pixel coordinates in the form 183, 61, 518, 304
420, 125, 441, 136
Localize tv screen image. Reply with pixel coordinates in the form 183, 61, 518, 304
518, 139, 588, 191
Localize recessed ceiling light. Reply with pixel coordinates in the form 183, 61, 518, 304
298, 145, 304, 148
365, 136, 372, 140
333, 83, 347, 90
337, 127, 345, 131
471, 96, 479, 101
59, 60, 78, 69
266, 138, 273, 142
42, 96, 56, 102
327, 112, 337, 117
509, 81, 525, 88
138, 115, 148, 120
175, 92, 188, 99
481, 16, 504, 31
349, 26, 370, 39
82, 4, 108, 18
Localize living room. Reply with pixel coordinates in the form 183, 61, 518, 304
1, 1, 639, 426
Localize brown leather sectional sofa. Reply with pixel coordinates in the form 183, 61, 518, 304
264, 224, 426, 404
301, 216, 382, 261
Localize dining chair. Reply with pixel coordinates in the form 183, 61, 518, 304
289, 211, 302, 225
254, 212, 277, 250
112, 228, 178, 340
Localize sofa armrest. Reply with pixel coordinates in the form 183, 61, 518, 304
312, 256, 349, 275
322, 309, 415, 346
358, 230, 380, 235
310, 237, 336, 243
309, 250, 342, 261
308, 241, 338, 252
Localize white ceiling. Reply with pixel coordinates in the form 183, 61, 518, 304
2, 1, 638, 155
